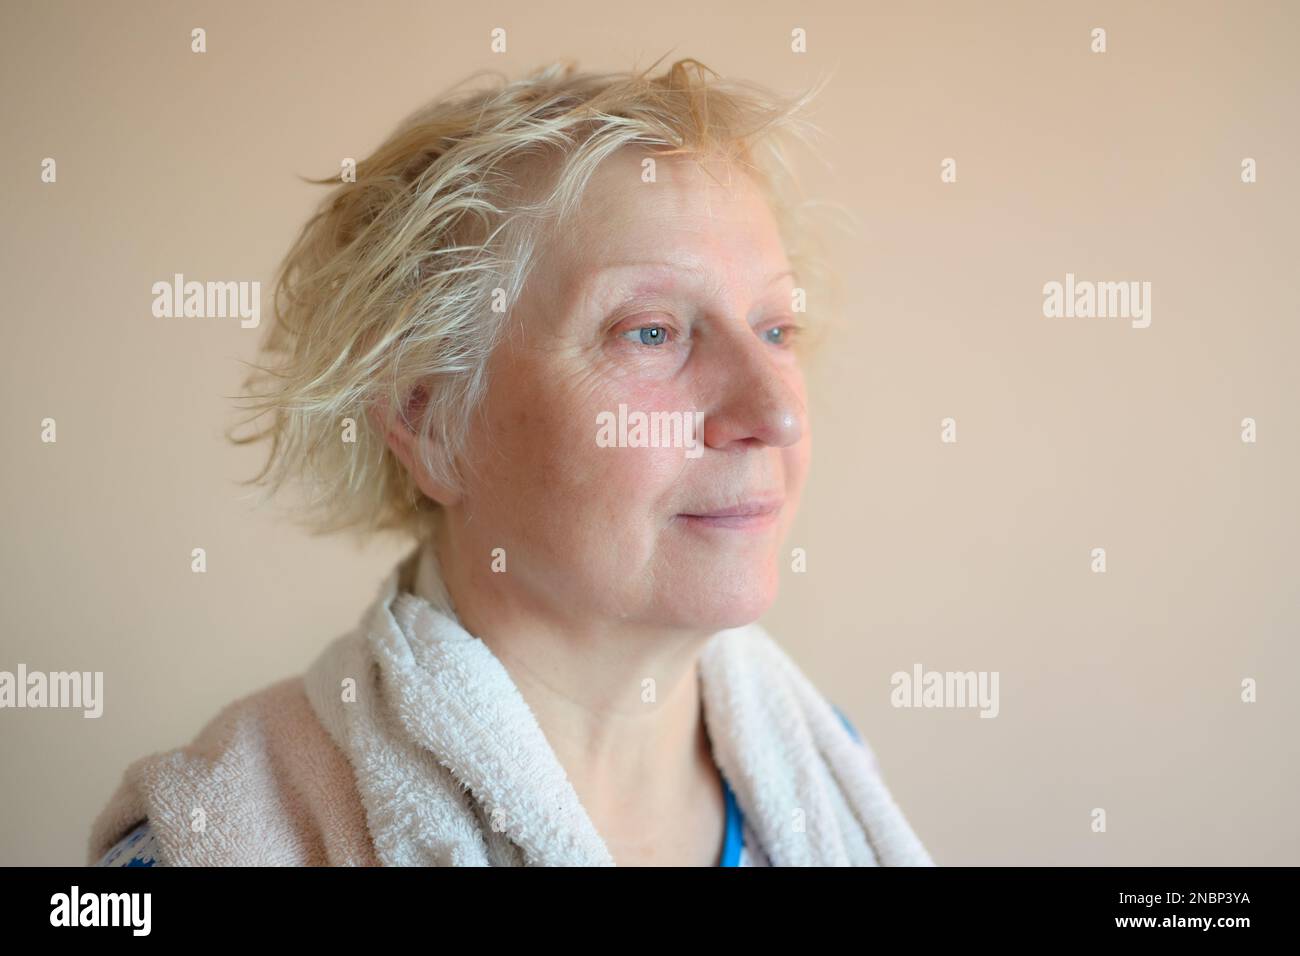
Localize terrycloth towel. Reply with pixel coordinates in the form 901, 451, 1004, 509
87, 537, 934, 866
85, 671, 379, 866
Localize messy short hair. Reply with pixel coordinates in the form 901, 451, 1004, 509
226, 55, 837, 543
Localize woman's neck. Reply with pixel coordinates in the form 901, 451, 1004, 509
425, 527, 727, 859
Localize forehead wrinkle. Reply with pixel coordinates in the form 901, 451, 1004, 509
571, 259, 796, 331
577, 260, 710, 313
547, 181, 792, 322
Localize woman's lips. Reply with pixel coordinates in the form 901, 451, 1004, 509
677, 498, 783, 530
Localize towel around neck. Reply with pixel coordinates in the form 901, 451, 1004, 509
301, 536, 935, 866
85, 537, 934, 867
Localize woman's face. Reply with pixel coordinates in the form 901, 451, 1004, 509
450, 148, 810, 633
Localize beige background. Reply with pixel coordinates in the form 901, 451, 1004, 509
2, 0, 1296, 865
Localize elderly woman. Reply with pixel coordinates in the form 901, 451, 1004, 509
88, 57, 932, 867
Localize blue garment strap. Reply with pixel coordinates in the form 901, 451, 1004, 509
831, 702, 863, 743
96, 819, 161, 867
719, 775, 744, 866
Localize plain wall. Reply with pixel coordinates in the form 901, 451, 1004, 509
1, 0, 1297, 865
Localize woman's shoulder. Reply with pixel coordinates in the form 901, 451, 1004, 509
86, 671, 367, 866
94, 819, 165, 867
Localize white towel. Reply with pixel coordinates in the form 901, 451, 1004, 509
300, 537, 935, 866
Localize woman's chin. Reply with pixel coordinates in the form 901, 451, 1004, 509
654, 568, 781, 632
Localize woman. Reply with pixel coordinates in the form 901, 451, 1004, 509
88, 57, 933, 867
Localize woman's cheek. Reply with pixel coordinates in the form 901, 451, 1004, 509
585, 379, 699, 487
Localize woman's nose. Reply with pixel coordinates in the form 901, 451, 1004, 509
698, 329, 804, 451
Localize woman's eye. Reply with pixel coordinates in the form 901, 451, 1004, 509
622, 325, 672, 347
763, 324, 799, 347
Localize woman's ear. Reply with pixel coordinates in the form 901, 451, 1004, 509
367, 383, 463, 508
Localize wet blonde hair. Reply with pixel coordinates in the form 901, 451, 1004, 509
227, 55, 836, 543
